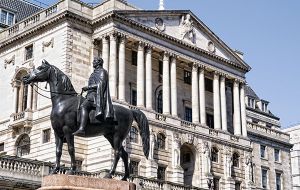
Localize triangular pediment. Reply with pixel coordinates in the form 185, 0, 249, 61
115, 10, 250, 71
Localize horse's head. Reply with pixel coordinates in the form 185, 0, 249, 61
23, 60, 51, 84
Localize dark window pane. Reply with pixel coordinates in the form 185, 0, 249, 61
1, 10, 7, 24
157, 90, 163, 113
185, 107, 192, 122
207, 114, 214, 129
211, 147, 218, 163
274, 149, 280, 162
43, 129, 51, 143
129, 161, 139, 176
205, 78, 213, 92
262, 169, 268, 188
16, 134, 30, 157
159, 61, 163, 82
157, 166, 166, 181
131, 89, 137, 106
130, 127, 138, 143
157, 133, 166, 150
184, 70, 191, 84
0, 143, 4, 152
22, 84, 28, 111
233, 153, 239, 167
213, 178, 219, 190
235, 182, 241, 190
260, 145, 266, 158
276, 173, 281, 190
132, 51, 137, 66
25, 45, 33, 60
7, 13, 14, 26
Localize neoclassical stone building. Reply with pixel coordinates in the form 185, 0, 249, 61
0, 0, 292, 189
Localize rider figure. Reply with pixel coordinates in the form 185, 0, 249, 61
73, 57, 114, 135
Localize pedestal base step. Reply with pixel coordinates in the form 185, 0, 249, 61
38, 174, 136, 190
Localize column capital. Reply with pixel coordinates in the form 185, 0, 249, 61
102, 35, 110, 42
93, 39, 101, 46
170, 55, 177, 63
145, 46, 153, 54
119, 35, 127, 43
192, 63, 199, 71
163, 51, 170, 60
198, 64, 207, 70
109, 32, 118, 40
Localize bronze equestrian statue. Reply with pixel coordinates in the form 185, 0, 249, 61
73, 57, 115, 136
23, 59, 149, 181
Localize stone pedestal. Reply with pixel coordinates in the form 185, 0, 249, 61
224, 177, 235, 190
170, 167, 184, 184
38, 174, 136, 190
145, 160, 158, 178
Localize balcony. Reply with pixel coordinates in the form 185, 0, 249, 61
247, 122, 290, 141
9, 110, 33, 128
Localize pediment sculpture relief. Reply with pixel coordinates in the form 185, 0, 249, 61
180, 14, 196, 44
155, 18, 166, 32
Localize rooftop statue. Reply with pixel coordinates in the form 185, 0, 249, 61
23, 58, 150, 181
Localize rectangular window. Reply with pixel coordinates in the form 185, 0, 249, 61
157, 166, 166, 181
42, 129, 51, 143
1, 10, 7, 24
185, 107, 192, 122
159, 61, 163, 83
262, 169, 268, 189
276, 173, 281, 190
131, 89, 137, 106
7, 13, 14, 26
213, 178, 219, 190
25, 44, 33, 60
184, 70, 191, 84
274, 149, 280, 162
206, 114, 214, 129
260, 145, 266, 158
131, 50, 137, 66
205, 78, 213, 92
235, 181, 241, 190
129, 160, 139, 176
0, 143, 4, 152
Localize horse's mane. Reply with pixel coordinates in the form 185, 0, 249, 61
50, 65, 76, 94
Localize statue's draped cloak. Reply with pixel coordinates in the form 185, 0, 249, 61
87, 68, 114, 120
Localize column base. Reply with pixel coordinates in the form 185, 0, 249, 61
145, 159, 158, 178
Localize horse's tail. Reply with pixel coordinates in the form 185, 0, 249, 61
132, 109, 150, 159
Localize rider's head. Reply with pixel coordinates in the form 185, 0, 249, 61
93, 57, 103, 68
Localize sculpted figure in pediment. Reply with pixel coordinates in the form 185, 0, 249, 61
180, 14, 196, 43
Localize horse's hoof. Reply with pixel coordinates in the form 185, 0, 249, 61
104, 174, 112, 179
66, 169, 76, 175
50, 168, 59, 175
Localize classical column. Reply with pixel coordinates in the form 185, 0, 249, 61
26, 84, 32, 110
170, 56, 177, 117
220, 75, 227, 131
118, 35, 126, 101
162, 52, 170, 114
191, 64, 199, 123
137, 42, 145, 107
240, 83, 247, 137
213, 72, 221, 130
12, 81, 19, 113
145, 46, 153, 109
199, 67, 206, 125
233, 80, 241, 136
102, 36, 109, 71
109, 34, 117, 98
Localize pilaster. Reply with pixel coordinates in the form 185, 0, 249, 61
192, 63, 199, 123
137, 42, 145, 107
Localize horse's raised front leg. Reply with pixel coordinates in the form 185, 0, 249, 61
50, 132, 63, 175
64, 126, 76, 175
104, 134, 121, 179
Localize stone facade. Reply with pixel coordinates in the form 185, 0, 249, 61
0, 0, 292, 190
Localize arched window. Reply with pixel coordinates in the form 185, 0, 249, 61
157, 133, 166, 150
130, 126, 138, 143
233, 152, 240, 167
157, 90, 163, 113
16, 134, 30, 157
13, 69, 34, 113
211, 147, 219, 163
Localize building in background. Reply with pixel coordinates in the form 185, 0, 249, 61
0, 0, 292, 189
283, 125, 300, 190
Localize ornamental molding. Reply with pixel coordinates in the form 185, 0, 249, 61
42, 37, 54, 52
4, 55, 15, 69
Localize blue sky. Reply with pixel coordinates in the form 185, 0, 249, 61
41, 0, 300, 128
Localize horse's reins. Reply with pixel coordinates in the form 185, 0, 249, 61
32, 83, 79, 99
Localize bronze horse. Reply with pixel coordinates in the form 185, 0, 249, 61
23, 60, 149, 180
